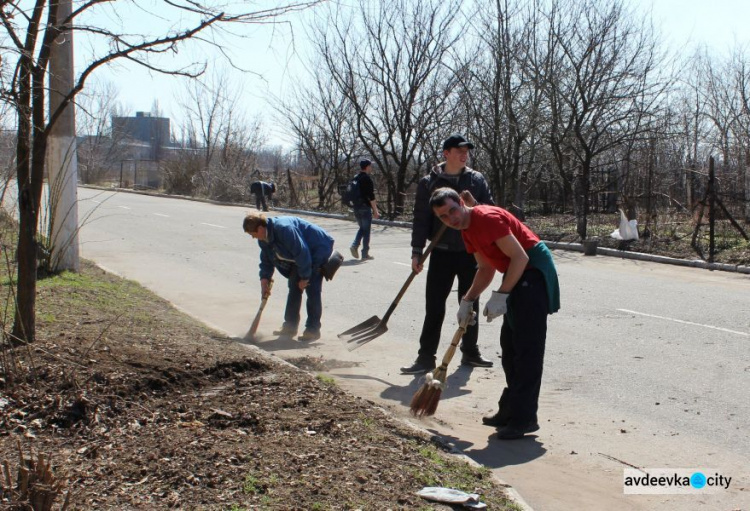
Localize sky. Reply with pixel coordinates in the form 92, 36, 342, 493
79, 0, 750, 148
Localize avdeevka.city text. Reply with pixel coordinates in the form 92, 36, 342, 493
624, 472, 731, 489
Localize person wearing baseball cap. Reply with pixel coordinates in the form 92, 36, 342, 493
400, 134, 495, 375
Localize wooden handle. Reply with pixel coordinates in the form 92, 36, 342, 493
380, 223, 449, 323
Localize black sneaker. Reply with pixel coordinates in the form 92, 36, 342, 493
400, 360, 436, 375
496, 422, 540, 440
482, 410, 511, 428
461, 353, 494, 368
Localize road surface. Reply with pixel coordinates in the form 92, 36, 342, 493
69, 188, 750, 510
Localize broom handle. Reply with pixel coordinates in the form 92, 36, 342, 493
380, 223, 448, 323
437, 313, 473, 369
249, 279, 274, 336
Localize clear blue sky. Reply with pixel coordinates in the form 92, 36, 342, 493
86, 0, 750, 145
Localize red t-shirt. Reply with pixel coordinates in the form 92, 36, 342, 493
461, 205, 540, 273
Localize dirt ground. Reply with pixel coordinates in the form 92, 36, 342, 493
0, 261, 518, 510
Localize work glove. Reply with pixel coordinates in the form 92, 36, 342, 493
483, 291, 510, 322
457, 298, 477, 327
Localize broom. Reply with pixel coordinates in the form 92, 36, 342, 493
409, 312, 474, 418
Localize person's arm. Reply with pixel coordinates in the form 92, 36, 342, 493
463, 251, 496, 301
495, 234, 529, 292
259, 246, 274, 278
362, 174, 380, 218
370, 198, 380, 219
474, 174, 495, 206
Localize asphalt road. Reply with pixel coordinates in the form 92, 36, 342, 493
72, 188, 749, 511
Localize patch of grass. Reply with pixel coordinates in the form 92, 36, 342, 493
409, 443, 500, 505
241, 470, 279, 501
316, 373, 336, 386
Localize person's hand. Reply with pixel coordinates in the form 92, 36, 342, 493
261, 278, 271, 298
483, 291, 510, 322
460, 190, 477, 207
457, 298, 477, 327
298, 279, 309, 291
373, 209, 381, 220
411, 255, 423, 274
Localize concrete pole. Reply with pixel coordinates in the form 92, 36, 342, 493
47, 0, 80, 271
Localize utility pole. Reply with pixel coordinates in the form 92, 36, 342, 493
47, 0, 80, 271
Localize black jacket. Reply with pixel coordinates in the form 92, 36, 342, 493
411, 164, 494, 255
356, 172, 375, 205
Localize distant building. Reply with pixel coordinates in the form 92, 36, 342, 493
111, 111, 171, 149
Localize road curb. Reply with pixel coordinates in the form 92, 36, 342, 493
82, 185, 750, 275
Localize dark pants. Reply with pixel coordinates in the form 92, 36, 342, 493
417, 249, 480, 362
282, 268, 324, 332
254, 193, 269, 211
351, 207, 373, 256
499, 268, 548, 427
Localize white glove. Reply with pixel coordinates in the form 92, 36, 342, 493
457, 298, 477, 327
483, 291, 510, 322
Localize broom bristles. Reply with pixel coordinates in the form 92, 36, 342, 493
408, 316, 471, 418
409, 366, 448, 417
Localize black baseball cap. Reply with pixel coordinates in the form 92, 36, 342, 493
442, 134, 474, 150
359, 159, 372, 169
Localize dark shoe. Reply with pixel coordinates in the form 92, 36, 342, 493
496, 422, 540, 440
350, 246, 359, 259
461, 353, 494, 368
482, 410, 510, 428
298, 329, 321, 342
400, 360, 436, 375
273, 325, 298, 337
361, 254, 374, 260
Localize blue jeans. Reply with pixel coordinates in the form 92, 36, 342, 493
283, 268, 324, 332
351, 207, 372, 257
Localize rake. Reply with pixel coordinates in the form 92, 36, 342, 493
338, 224, 447, 351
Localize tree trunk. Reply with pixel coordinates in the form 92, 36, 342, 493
12, 185, 38, 343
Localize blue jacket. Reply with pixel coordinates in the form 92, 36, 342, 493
258, 216, 334, 281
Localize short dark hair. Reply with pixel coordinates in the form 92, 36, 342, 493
243, 212, 267, 233
429, 187, 460, 209
359, 158, 372, 169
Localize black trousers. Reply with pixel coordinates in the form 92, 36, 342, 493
417, 249, 480, 361
499, 268, 548, 427
254, 193, 269, 211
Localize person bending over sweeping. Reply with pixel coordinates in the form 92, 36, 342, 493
428, 187, 560, 440
243, 213, 335, 342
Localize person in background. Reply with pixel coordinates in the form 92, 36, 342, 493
429, 187, 560, 440
242, 212, 335, 342
400, 134, 495, 375
250, 181, 276, 212
349, 159, 380, 260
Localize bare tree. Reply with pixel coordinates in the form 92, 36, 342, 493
75, 79, 129, 184
310, 0, 462, 216
174, 71, 264, 201
0, 0, 323, 343
730, 46, 750, 222
277, 67, 360, 209
460, 0, 547, 219
541, 0, 669, 239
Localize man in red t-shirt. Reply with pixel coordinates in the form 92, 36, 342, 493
429, 187, 560, 440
